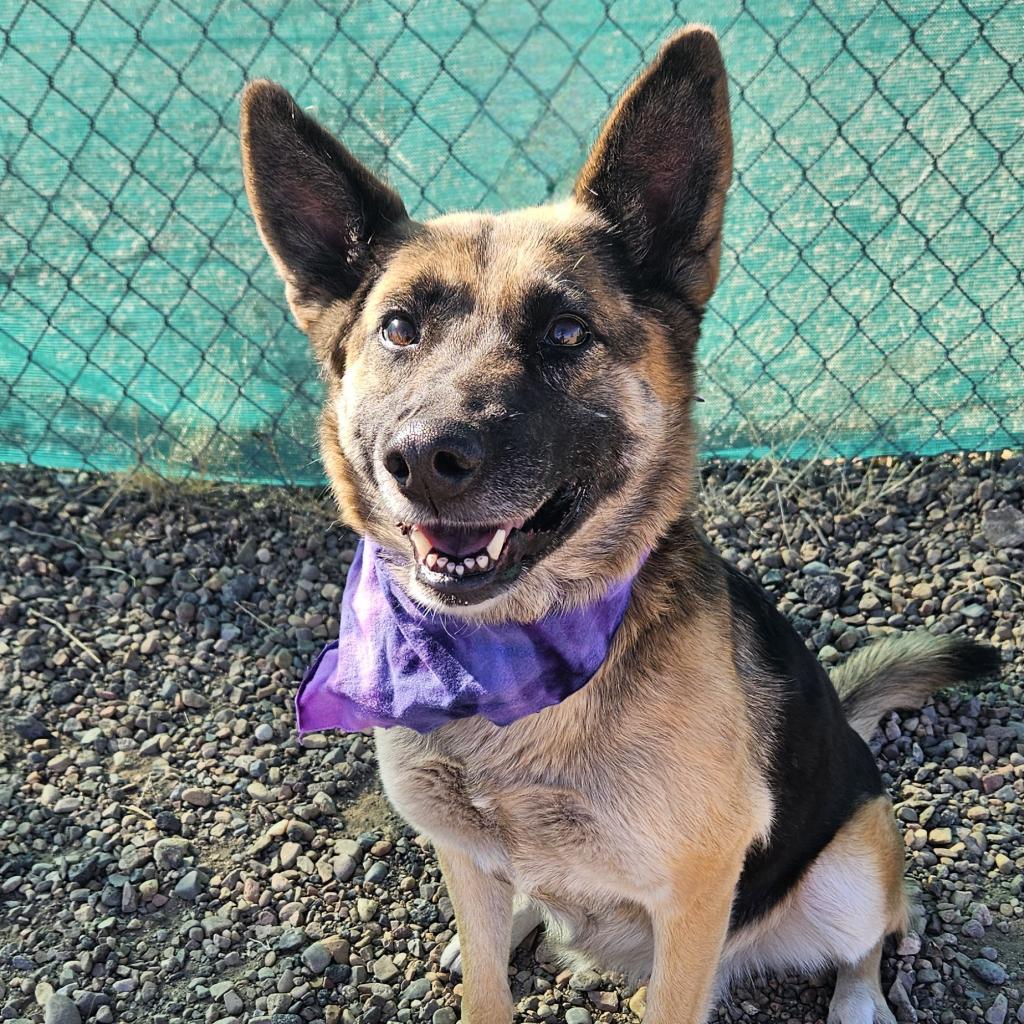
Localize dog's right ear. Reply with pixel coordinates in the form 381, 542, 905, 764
574, 26, 732, 308
240, 80, 409, 330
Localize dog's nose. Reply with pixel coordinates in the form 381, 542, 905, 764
383, 421, 485, 504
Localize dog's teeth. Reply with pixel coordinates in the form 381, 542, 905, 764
455, 564, 465, 577
463, 557, 475, 568
436, 556, 448, 570
486, 529, 506, 560
475, 554, 489, 570
410, 526, 432, 561
425, 552, 438, 570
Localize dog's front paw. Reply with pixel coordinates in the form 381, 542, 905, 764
827, 990, 897, 1024
440, 933, 463, 976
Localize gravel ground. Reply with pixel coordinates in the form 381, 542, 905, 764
1, 453, 1022, 1024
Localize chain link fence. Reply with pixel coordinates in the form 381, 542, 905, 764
1, 0, 1022, 485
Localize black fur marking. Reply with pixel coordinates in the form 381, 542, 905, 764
383, 274, 476, 327
724, 564, 884, 931
517, 281, 592, 339
937, 636, 1002, 682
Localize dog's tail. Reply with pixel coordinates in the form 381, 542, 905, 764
831, 632, 1000, 741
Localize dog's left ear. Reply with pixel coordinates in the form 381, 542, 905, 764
575, 26, 732, 307
240, 80, 409, 331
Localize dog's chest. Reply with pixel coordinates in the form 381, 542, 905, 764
375, 726, 668, 896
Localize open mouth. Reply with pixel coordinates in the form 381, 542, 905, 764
399, 481, 586, 603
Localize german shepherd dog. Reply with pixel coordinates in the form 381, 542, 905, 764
240, 27, 997, 1024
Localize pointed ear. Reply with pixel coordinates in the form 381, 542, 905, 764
575, 26, 732, 307
240, 80, 409, 329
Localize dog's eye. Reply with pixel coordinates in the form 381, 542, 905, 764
381, 316, 419, 349
544, 315, 590, 348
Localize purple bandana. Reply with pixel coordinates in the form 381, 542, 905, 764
295, 539, 639, 735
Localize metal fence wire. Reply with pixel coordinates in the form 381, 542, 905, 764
1, 0, 1022, 486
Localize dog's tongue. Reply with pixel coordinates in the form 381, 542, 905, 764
418, 525, 496, 558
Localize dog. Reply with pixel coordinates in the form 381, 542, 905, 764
239, 26, 998, 1024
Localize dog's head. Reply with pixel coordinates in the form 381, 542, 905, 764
240, 26, 731, 621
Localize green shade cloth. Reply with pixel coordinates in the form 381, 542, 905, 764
1, 0, 1021, 484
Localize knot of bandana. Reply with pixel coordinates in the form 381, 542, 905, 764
295, 539, 640, 735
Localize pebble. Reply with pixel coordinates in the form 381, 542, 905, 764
301, 942, 332, 974
970, 958, 1008, 986
172, 869, 208, 901
276, 928, 306, 953
804, 574, 841, 607
404, 978, 431, 1002
629, 987, 648, 1018
364, 860, 388, 884
154, 836, 189, 870
42, 994, 81, 1024
986, 994, 1009, 1024
569, 969, 602, 991
373, 954, 400, 983
565, 1009, 593, 1024
983, 506, 1024, 547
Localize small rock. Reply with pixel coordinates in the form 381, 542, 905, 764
819, 644, 840, 664
333, 855, 357, 882
181, 787, 212, 808
887, 977, 917, 1023
983, 506, 1024, 547
14, 714, 52, 742
139, 632, 161, 655
364, 861, 388, 885
629, 987, 647, 1019
403, 978, 431, 1002
172, 869, 209, 901
302, 942, 332, 974
805, 575, 842, 608
986, 993, 1009, 1024
373, 954, 400, 983
970, 958, 1008, 986
43, 993, 81, 1024
276, 928, 306, 953
154, 837, 190, 871
140, 734, 170, 756
564, 1009, 593, 1024
49, 682, 76, 704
